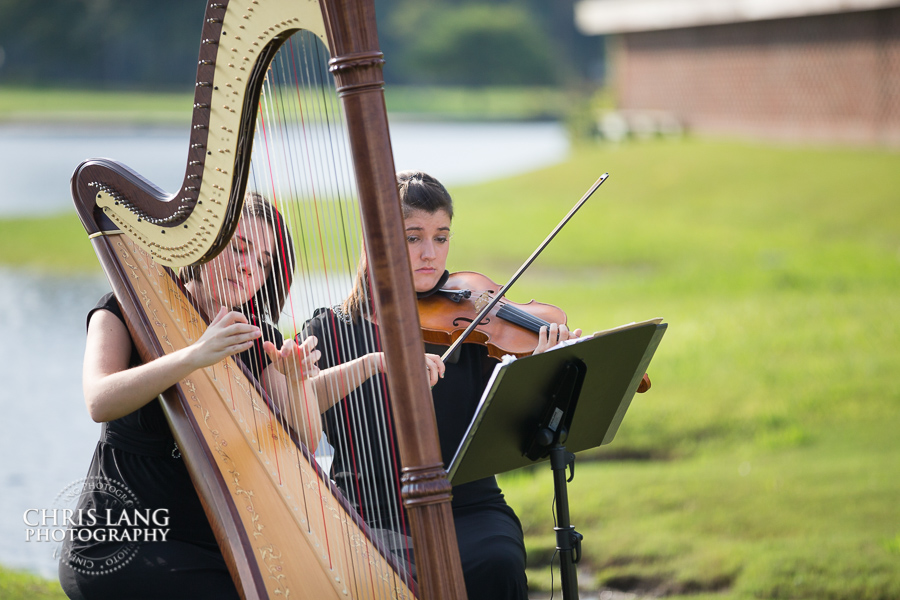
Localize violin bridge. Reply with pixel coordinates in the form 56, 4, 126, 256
474, 291, 492, 313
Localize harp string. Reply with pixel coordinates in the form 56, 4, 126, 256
253, 61, 342, 572
242, 30, 413, 589
310, 32, 412, 584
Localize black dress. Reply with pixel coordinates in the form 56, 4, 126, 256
303, 305, 528, 600
59, 293, 282, 600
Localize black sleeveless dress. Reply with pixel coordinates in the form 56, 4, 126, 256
59, 293, 281, 600
303, 305, 528, 600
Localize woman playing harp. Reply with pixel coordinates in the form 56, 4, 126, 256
59, 193, 446, 599
60, 195, 305, 599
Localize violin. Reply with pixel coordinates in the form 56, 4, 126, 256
416, 270, 652, 392
418, 271, 567, 360
414, 175, 648, 391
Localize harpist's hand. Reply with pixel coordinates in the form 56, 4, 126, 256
190, 307, 262, 367
263, 335, 321, 381
533, 323, 582, 356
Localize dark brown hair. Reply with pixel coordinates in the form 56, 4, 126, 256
396, 170, 454, 219
181, 192, 295, 322
342, 171, 453, 320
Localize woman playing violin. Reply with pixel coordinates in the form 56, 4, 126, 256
302, 170, 580, 600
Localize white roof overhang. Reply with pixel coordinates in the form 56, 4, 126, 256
576, 0, 900, 34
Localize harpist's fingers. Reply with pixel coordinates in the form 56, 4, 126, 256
262, 340, 279, 361
297, 335, 318, 357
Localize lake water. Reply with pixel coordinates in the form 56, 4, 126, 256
0, 120, 568, 578
0, 120, 568, 216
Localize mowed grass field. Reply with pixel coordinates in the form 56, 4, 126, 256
444, 139, 900, 599
1, 136, 898, 599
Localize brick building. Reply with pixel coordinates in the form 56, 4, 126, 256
575, 0, 900, 146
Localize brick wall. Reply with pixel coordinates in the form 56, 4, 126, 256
614, 8, 900, 146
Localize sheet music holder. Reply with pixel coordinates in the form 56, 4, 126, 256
448, 318, 667, 485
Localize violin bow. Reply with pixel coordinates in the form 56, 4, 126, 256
440, 173, 609, 363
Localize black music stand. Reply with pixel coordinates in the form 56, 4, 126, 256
447, 319, 667, 600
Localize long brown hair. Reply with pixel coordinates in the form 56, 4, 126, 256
181, 192, 295, 322
342, 171, 453, 320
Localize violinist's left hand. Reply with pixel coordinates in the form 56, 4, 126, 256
533, 323, 582, 355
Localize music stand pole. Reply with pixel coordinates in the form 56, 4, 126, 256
550, 444, 583, 600
524, 359, 587, 600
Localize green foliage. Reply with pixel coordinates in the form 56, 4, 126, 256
387, 2, 560, 86
0, 0, 204, 89
384, 85, 570, 120
0, 85, 574, 124
0, 87, 193, 124
2, 1, 592, 90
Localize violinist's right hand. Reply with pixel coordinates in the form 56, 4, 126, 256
424, 353, 445, 387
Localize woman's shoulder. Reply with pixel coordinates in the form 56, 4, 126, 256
86, 292, 123, 331
304, 305, 355, 334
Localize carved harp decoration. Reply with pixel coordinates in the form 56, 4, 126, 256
71, 1, 467, 599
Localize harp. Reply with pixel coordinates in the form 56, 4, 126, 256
70, 1, 467, 598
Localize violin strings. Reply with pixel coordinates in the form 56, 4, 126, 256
495, 300, 552, 333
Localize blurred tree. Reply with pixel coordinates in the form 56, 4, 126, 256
381, 1, 562, 86
0, 0, 599, 89
0, 0, 204, 89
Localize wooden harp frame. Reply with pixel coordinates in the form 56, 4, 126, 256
70, 1, 467, 598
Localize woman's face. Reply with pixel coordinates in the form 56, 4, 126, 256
405, 208, 451, 293
199, 215, 275, 310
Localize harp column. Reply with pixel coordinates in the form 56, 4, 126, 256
320, 1, 469, 599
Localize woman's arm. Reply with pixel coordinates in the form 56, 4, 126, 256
311, 352, 385, 413
83, 307, 263, 423
259, 362, 324, 453
264, 338, 445, 414
308, 348, 444, 412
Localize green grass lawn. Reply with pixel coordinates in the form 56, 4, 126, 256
2, 136, 898, 598
441, 138, 900, 598
0, 565, 66, 600
0, 85, 571, 124
0, 87, 194, 125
